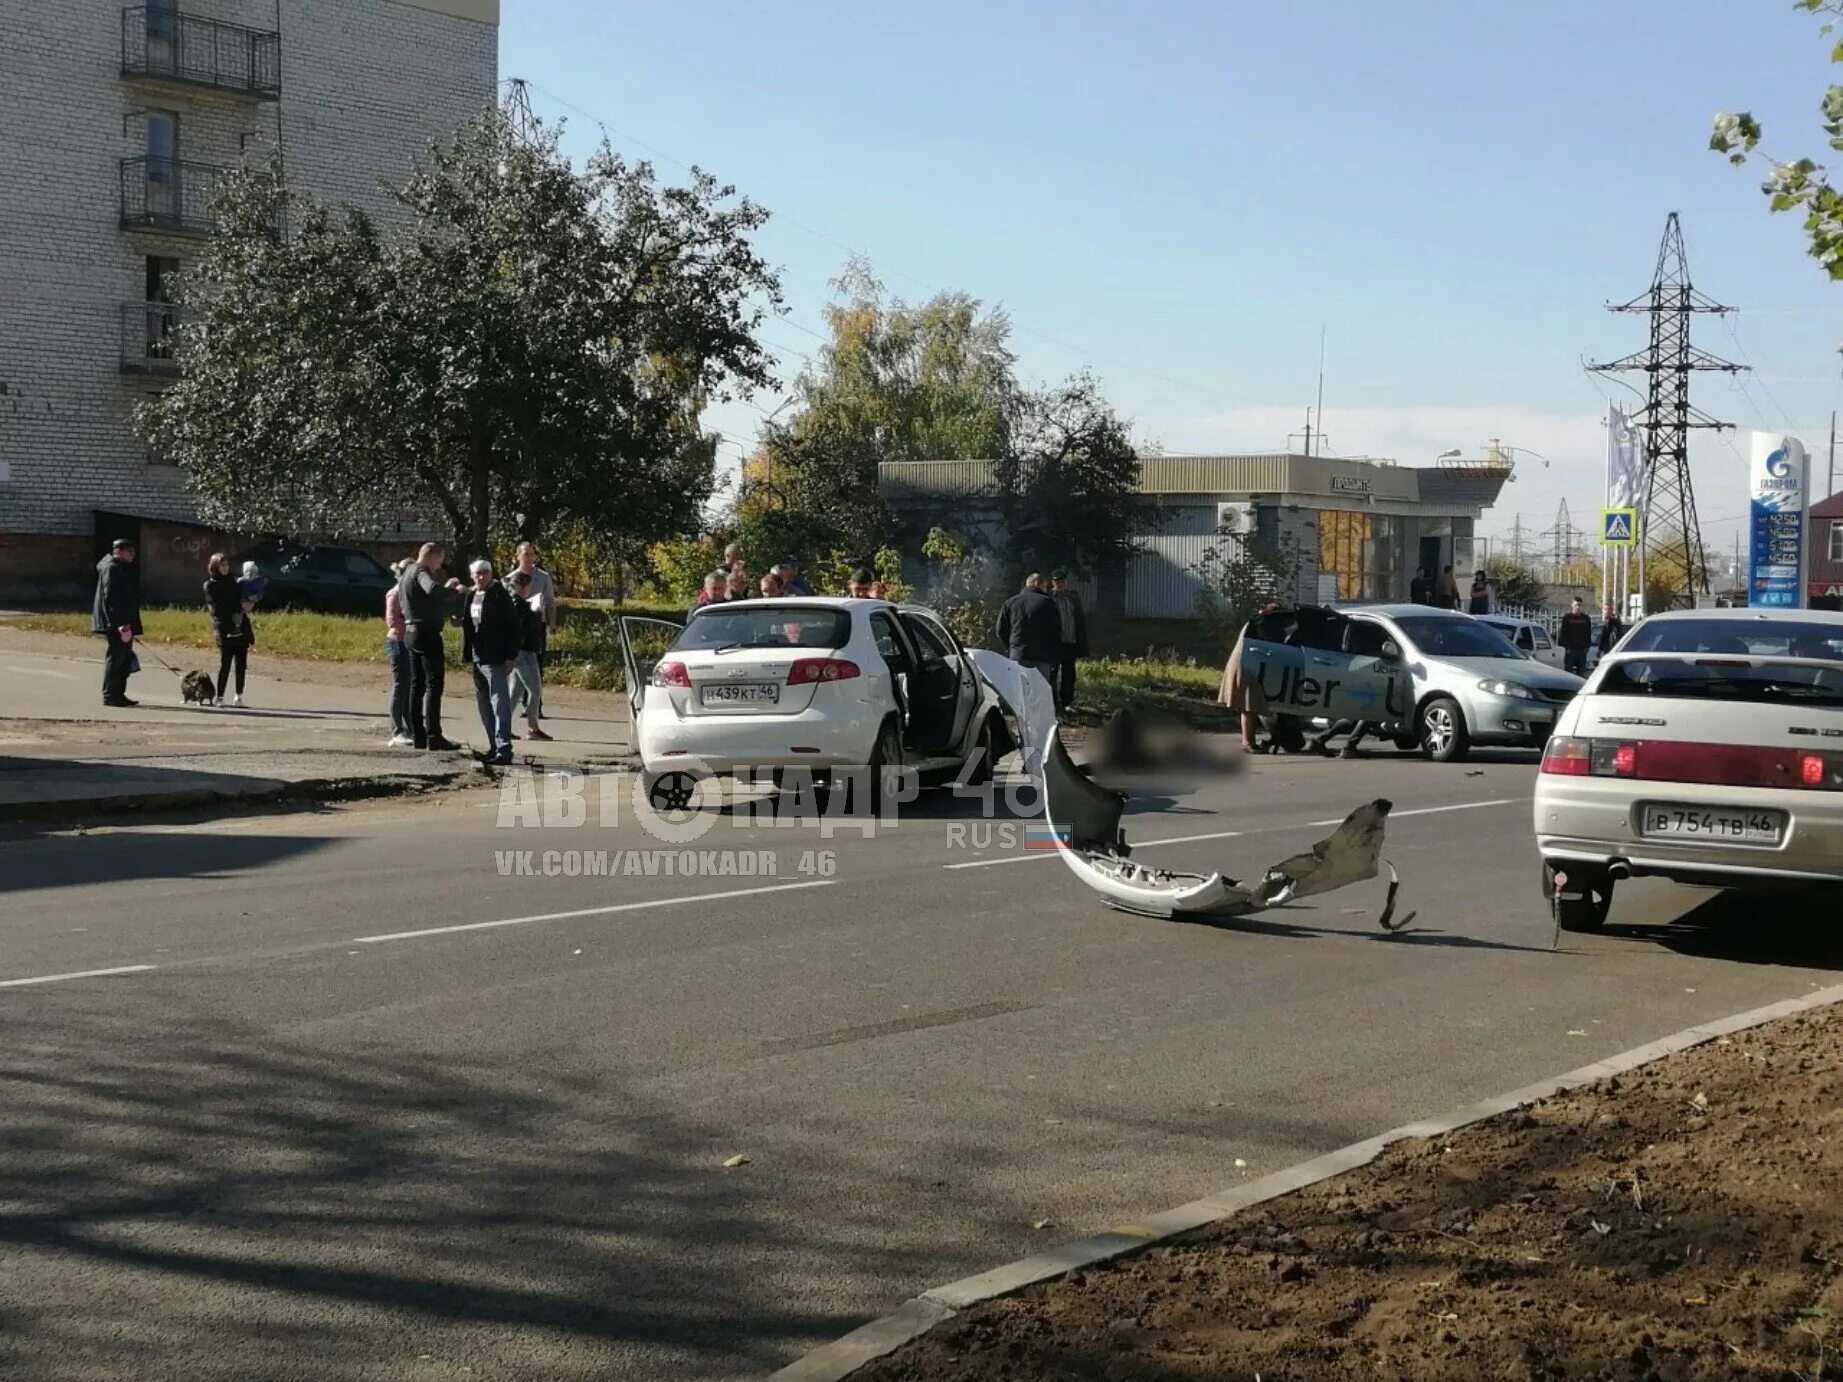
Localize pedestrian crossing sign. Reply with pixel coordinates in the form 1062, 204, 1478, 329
1600, 508, 1639, 547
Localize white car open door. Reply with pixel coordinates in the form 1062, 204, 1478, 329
617, 615, 684, 723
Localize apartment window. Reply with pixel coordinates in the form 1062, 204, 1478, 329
1831, 519, 1843, 564
146, 111, 179, 168
143, 256, 181, 364
145, 255, 180, 302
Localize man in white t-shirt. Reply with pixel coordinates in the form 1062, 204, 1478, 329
512, 542, 556, 721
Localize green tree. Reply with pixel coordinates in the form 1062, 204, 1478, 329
142, 108, 782, 557
991, 372, 1143, 579
1712, 2, 1843, 280
743, 259, 1015, 555
1192, 530, 1299, 648
1484, 557, 1546, 611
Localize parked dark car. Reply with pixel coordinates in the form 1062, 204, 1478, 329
231, 542, 397, 616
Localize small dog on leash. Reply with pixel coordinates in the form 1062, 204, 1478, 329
180, 671, 217, 705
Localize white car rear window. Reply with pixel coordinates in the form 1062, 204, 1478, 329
675, 605, 849, 652
1599, 657, 1843, 708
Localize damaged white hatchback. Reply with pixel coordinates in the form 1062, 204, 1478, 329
619, 598, 1019, 809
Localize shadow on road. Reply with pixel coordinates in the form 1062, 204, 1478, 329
1597, 885, 1843, 972
0, 999, 927, 1379
0, 830, 337, 895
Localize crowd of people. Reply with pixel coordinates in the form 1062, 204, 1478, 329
384, 540, 557, 762
1407, 564, 1498, 613
90, 531, 1100, 746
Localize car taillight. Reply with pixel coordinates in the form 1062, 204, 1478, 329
652, 661, 691, 688
1542, 736, 1638, 777
787, 657, 860, 685
1544, 739, 1843, 790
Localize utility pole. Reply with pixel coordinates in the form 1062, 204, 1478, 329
1829, 409, 1836, 500
1588, 213, 1745, 610
1313, 326, 1326, 459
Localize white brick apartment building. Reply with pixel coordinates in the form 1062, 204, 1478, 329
0, 0, 498, 596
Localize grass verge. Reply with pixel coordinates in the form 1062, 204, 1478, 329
0, 604, 681, 693
4, 610, 1234, 721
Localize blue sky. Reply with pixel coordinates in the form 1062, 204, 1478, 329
502, 0, 1843, 553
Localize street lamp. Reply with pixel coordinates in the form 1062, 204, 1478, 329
1485, 438, 1551, 474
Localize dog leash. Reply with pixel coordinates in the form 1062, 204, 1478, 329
133, 639, 187, 679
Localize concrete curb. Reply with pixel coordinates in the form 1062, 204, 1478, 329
0, 763, 478, 822
772, 980, 1843, 1381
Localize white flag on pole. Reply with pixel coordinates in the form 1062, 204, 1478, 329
1606, 403, 1639, 512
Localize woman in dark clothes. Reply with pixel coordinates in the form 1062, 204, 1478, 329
203, 552, 254, 706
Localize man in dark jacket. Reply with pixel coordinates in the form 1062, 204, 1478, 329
1598, 601, 1627, 660
1048, 569, 1089, 713
398, 542, 460, 751
994, 574, 1064, 689
92, 538, 143, 706
1409, 568, 1433, 605
1557, 596, 1594, 676
461, 558, 521, 765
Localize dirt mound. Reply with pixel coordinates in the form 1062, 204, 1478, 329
861, 1007, 1843, 1380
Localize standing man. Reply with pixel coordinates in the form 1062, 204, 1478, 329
462, 559, 520, 766
1048, 569, 1088, 713
1433, 565, 1461, 610
1557, 596, 1593, 677
507, 568, 552, 744
723, 541, 743, 571
511, 543, 556, 722
1409, 567, 1432, 605
92, 537, 142, 707
691, 571, 725, 620
995, 574, 1063, 690
1598, 600, 1627, 663
846, 567, 875, 598
779, 555, 812, 596
399, 542, 460, 751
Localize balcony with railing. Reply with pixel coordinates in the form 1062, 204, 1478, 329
121, 302, 184, 375
120, 156, 230, 236
121, 6, 280, 100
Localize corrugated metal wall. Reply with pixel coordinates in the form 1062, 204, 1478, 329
1123, 503, 1225, 617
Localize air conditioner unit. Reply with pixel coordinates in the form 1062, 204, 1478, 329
1216, 501, 1256, 537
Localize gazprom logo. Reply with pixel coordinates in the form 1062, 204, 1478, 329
1766, 446, 1794, 479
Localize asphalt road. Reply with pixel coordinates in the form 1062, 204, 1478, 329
3, 747, 1841, 1379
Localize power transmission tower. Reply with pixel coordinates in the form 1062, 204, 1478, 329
501, 77, 540, 143
1505, 512, 1531, 564
1588, 213, 1746, 609
1539, 498, 1585, 579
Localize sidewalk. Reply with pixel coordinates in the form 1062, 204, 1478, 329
0, 626, 635, 821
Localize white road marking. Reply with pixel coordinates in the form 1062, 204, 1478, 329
18, 667, 75, 679
0, 964, 158, 988
942, 797, 1521, 869
351, 879, 839, 944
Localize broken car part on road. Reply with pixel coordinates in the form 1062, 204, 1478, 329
964, 650, 1414, 929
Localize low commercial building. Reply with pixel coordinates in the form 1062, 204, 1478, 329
0, 0, 499, 598
1808, 490, 1843, 608
880, 452, 1508, 619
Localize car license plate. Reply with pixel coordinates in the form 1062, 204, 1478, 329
1638, 803, 1784, 845
700, 682, 779, 706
